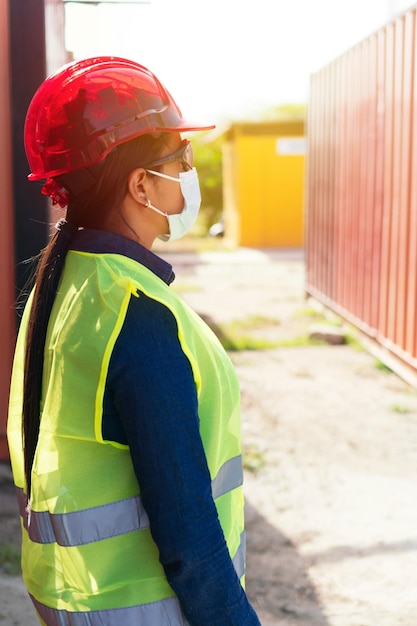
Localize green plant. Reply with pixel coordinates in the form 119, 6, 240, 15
374, 359, 393, 373
391, 404, 413, 414
257, 103, 307, 121
206, 318, 280, 352
293, 307, 344, 327
220, 333, 278, 352
242, 444, 265, 473
344, 333, 365, 350
192, 134, 223, 233
292, 307, 328, 321
276, 335, 328, 348
232, 315, 280, 329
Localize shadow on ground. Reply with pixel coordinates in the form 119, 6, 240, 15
245, 500, 329, 626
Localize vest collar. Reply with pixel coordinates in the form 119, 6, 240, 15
70, 228, 175, 285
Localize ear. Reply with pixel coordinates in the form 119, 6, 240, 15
126, 168, 149, 206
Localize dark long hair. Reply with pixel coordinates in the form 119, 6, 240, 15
22, 132, 170, 494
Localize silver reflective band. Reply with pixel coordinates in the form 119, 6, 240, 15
16, 489, 150, 546
233, 530, 246, 579
31, 594, 188, 626
211, 455, 243, 499
16, 455, 243, 547
28, 533, 246, 626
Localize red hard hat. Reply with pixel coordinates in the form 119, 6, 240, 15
24, 56, 215, 181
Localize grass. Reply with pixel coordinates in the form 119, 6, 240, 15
374, 359, 393, 373
276, 335, 328, 348
344, 333, 366, 350
0, 543, 21, 575
220, 333, 279, 352
292, 307, 328, 321
391, 404, 414, 414
292, 306, 343, 326
231, 315, 281, 329
209, 314, 333, 352
242, 444, 266, 473
211, 318, 281, 351
201, 306, 365, 353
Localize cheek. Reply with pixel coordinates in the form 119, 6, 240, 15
163, 184, 184, 216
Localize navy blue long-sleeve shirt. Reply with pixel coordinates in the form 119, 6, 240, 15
70, 229, 261, 626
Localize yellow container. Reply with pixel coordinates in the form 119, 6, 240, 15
222, 120, 305, 248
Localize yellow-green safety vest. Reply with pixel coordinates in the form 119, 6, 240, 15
7, 250, 246, 626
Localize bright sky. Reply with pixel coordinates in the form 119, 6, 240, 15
65, 0, 415, 124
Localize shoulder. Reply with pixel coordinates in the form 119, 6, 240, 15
111, 290, 188, 375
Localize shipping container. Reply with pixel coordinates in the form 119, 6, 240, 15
306, 6, 417, 383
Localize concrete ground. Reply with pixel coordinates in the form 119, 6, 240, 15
1, 245, 417, 625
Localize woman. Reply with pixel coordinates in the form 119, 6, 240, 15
7, 57, 261, 626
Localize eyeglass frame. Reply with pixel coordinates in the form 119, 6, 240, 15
144, 139, 193, 172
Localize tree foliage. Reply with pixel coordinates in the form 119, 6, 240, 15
257, 102, 307, 121
192, 133, 223, 232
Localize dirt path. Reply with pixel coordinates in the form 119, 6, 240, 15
169, 248, 417, 625
1, 247, 417, 625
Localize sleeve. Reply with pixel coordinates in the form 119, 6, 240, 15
105, 291, 261, 626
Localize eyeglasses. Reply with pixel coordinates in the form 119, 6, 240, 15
145, 139, 193, 171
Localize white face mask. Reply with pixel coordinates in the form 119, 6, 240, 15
145, 167, 201, 242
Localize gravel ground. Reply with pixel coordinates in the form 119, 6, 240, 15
1, 246, 417, 626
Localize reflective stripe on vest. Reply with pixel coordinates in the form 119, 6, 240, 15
29, 530, 246, 626
211, 455, 243, 499
16, 455, 243, 547
30, 594, 189, 626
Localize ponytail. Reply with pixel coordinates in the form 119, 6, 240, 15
22, 219, 78, 494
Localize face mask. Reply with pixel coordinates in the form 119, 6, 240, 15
145, 167, 201, 242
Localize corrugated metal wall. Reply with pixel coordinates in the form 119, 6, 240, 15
0, 0, 67, 460
306, 7, 417, 380
0, 0, 16, 461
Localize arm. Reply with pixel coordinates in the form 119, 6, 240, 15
105, 291, 261, 626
